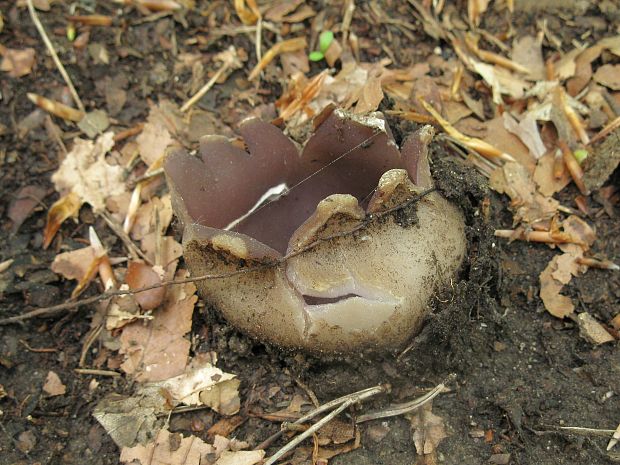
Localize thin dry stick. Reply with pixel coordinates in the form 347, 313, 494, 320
100, 211, 151, 264
26, 0, 84, 112
263, 388, 376, 465
0, 189, 435, 326
254, 384, 388, 451
356, 374, 455, 423
538, 424, 616, 438
74, 368, 121, 377
181, 51, 237, 112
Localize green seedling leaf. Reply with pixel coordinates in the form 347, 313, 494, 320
319, 31, 334, 53
574, 149, 588, 165
309, 50, 325, 62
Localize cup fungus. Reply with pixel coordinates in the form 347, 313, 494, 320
164, 106, 467, 353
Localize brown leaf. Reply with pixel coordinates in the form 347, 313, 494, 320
119, 271, 196, 382
8, 185, 47, 233
207, 416, 246, 439
409, 402, 447, 458
51, 246, 97, 282
43, 370, 66, 396
125, 261, 165, 311
577, 312, 615, 345
51, 132, 126, 212
489, 161, 558, 225
214, 450, 265, 465
512, 35, 545, 81
199, 378, 241, 416
43, 192, 82, 248
120, 429, 214, 465
539, 244, 584, 318
533, 152, 571, 196
0, 46, 35, 77
594, 64, 620, 91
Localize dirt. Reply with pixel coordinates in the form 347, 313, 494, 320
1, 1, 619, 465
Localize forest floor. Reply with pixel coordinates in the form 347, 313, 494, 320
1, 1, 619, 464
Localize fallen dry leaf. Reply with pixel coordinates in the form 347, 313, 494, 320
409, 401, 447, 462
125, 261, 165, 311
94, 393, 161, 448
43, 371, 66, 396
489, 161, 559, 225
539, 243, 584, 318
130, 194, 173, 241
120, 429, 215, 465
51, 246, 97, 282
577, 312, 615, 345
502, 112, 546, 160
43, 191, 82, 248
471, 59, 529, 104
52, 132, 126, 212
156, 362, 241, 415
511, 35, 545, 81
8, 185, 47, 233
593, 64, 620, 91
214, 450, 265, 465
0, 46, 35, 77
533, 151, 571, 196
119, 271, 196, 382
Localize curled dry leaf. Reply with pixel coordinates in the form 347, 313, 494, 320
27, 93, 84, 122
43, 191, 82, 249
125, 261, 165, 311
45, 132, 127, 246
43, 370, 66, 396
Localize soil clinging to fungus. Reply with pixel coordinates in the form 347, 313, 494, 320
165, 106, 467, 353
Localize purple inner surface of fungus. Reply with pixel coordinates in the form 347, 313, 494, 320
165, 107, 424, 254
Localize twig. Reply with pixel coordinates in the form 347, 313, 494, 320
181, 47, 239, 112
254, 384, 388, 451
100, 211, 151, 264
0, 189, 435, 325
74, 368, 121, 377
19, 339, 57, 353
26, 0, 85, 112
294, 378, 320, 408
356, 374, 455, 423
263, 400, 353, 465
537, 424, 616, 438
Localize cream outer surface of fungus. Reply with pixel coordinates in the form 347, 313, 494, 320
165, 107, 467, 353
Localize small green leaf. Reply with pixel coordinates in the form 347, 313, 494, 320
67, 24, 76, 42
319, 30, 334, 53
574, 149, 588, 164
309, 50, 325, 62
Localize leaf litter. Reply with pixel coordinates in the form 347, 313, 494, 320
5, 0, 620, 463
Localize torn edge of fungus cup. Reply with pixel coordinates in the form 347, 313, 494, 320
164, 106, 467, 353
